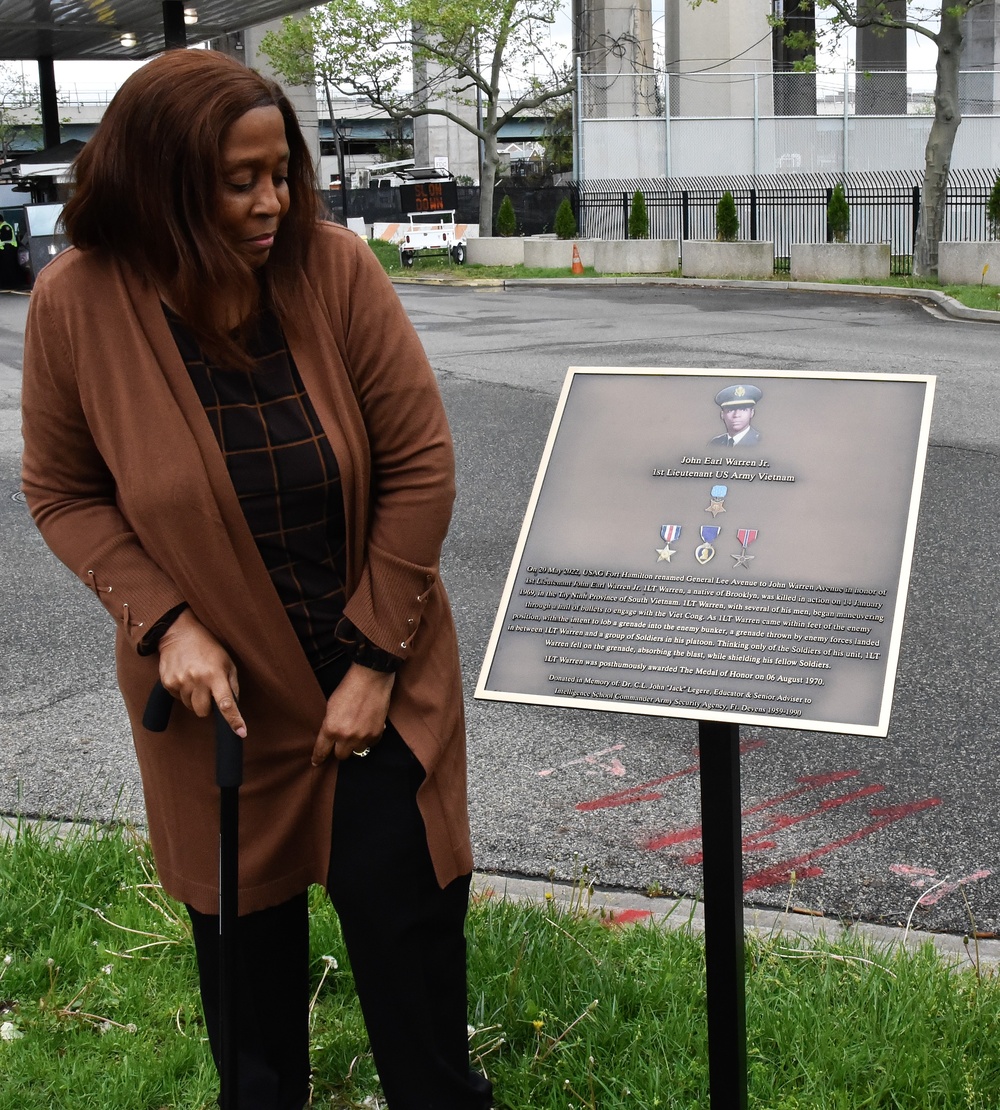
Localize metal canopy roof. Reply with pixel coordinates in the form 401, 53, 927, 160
0, 1, 311, 61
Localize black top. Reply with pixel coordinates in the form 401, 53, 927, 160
158, 306, 398, 674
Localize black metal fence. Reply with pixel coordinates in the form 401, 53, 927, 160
578, 185, 996, 276
326, 181, 995, 273
329, 185, 578, 236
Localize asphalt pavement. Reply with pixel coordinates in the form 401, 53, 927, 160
3, 280, 999, 939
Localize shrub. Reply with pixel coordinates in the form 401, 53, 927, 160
828, 183, 850, 243
495, 195, 517, 237
716, 191, 739, 242
554, 197, 578, 240
988, 172, 1000, 240
628, 189, 649, 240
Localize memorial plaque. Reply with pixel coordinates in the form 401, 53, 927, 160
476, 368, 935, 737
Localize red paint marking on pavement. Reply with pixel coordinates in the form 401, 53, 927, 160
538, 744, 626, 777
601, 909, 652, 928
916, 870, 993, 906
889, 863, 938, 879
576, 738, 765, 813
683, 783, 885, 865
742, 770, 859, 818
743, 797, 942, 892
643, 771, 866, 853
889, 862, 993, 905
578, 764, 699, 812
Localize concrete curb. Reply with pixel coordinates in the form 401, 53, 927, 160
391, 272, 1000, 324
475, 871, 1000, 970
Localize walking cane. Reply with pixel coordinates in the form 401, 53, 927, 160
144, 681, 243, 1110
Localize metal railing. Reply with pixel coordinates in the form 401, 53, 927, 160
578, 183, 997, 276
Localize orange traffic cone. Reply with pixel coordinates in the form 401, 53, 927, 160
571, 243, 584, 275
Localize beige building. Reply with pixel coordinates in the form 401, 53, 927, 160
665, 0, 774, 116
210, 17, 321, 175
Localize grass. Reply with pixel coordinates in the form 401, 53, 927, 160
368, 239, 1000, 312
2, 821, 1000, 1109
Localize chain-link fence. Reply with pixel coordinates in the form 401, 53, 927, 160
577, 70, 1000, 180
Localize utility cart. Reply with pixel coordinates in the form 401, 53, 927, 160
398, 210, 467, 267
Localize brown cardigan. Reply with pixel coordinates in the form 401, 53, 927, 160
21, 222, 473, 915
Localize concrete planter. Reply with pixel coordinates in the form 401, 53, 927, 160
466, 236, 525, 266
523, 238, 597, 270
681, 240, 774, 279
593, 239, 680, 274
937, 241, 1000, 285
790, 242, 890, 282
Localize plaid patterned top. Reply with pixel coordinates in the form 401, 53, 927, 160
164, 307, 398, 674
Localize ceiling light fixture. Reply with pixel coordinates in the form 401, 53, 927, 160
184, 7, 198, 23
120, 32, 137, 48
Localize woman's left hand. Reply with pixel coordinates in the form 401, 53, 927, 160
312, 663, 395, 765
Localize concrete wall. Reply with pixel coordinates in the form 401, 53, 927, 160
467, 237, 525, 266
412, 34, 480, 183
213, 17, 322, 178
668, 0, 773, 116
575, 0, 657, 118
789, 243, 890, 282
961, 0, 1000, 114
938, 241, 1000, 285
593, 239, 679, 273
681, 240, 773, 279
523, 238, 597, 269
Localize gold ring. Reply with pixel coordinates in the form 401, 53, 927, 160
353, 747, 371, 758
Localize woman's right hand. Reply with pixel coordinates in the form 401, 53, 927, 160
157, 609, 247, 737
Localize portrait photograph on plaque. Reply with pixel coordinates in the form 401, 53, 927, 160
476, 368, 935, 737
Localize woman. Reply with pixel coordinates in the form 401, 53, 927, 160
21, 49, 491, 1110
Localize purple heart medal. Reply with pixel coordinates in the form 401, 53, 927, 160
696, 526, 721, 565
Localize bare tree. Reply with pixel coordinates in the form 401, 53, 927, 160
260, 0, 575, 235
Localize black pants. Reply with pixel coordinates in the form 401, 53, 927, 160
188, 722, 491, 1110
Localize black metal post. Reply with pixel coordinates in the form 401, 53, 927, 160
698, 719, 748, 1110
749, 187, 758, 241
334, 126, 349, 224
623, 191, 630, 239
825, 186, 833, 242
682, 190, 690, 242
215, 709, 243, 1110
37, 57, 59, 150
911, 185, 921, 251
163, 1, 187, 50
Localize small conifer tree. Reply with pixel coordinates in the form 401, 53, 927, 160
716, 191, 739, 242
496, 194, 517, 237
828, 183, 850, 243
554, 197, 578, 240
988, 172, 1000, 240
628, 189, 649, 240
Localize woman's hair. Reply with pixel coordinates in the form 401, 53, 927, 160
62, 49, 321, 366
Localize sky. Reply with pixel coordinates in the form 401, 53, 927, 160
14, 2, 941, 102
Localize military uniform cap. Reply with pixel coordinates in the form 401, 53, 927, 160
715, 384, 762, 409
